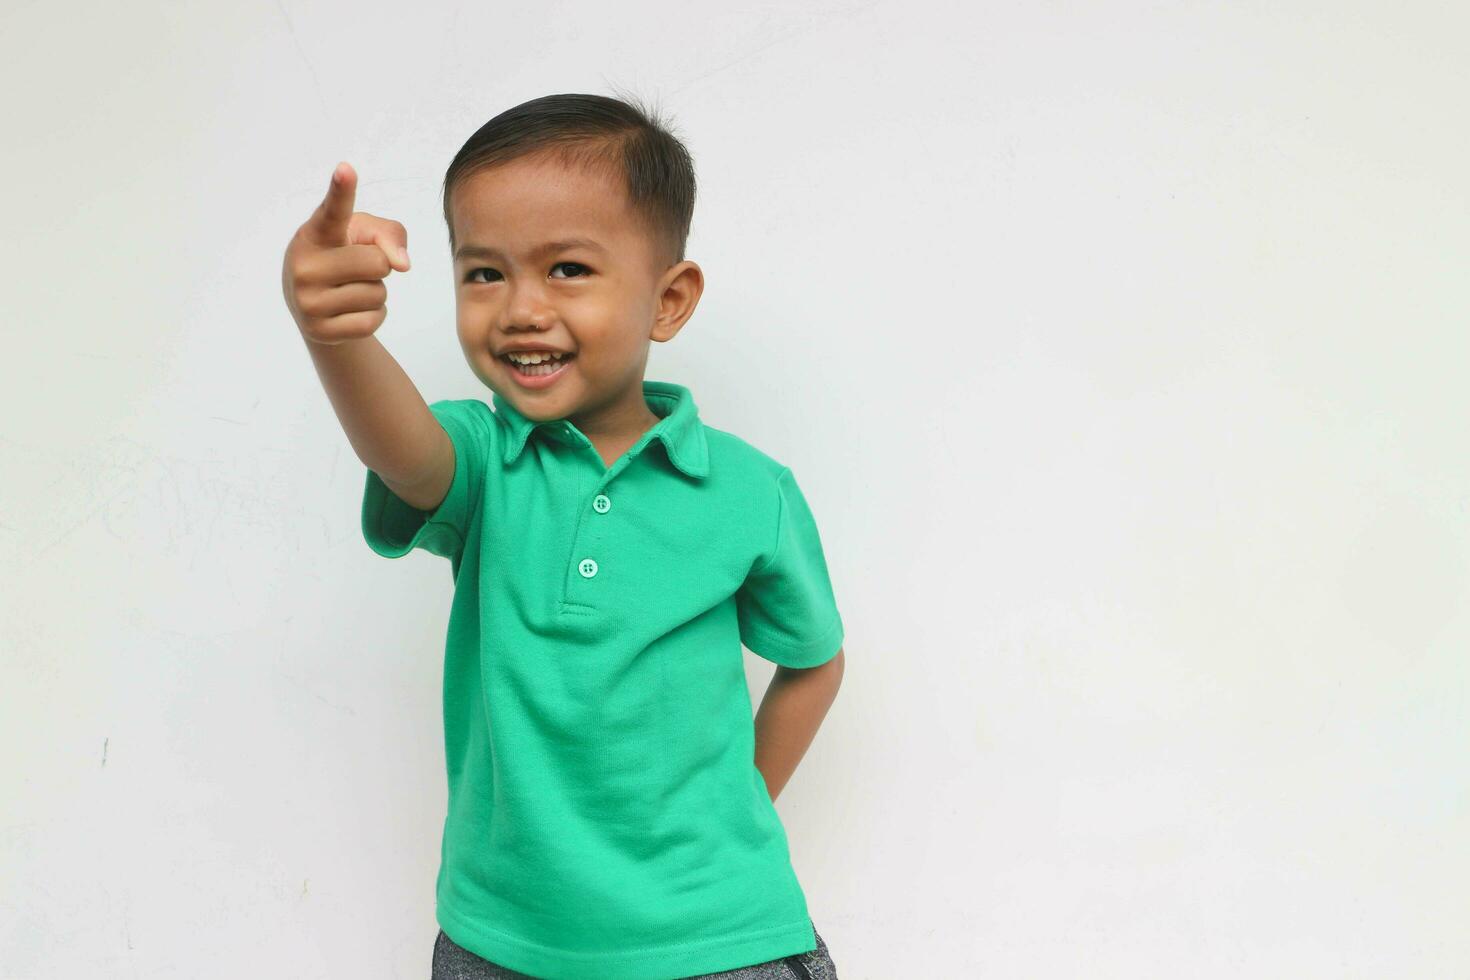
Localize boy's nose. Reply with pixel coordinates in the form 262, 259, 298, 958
502, 308, 557, 334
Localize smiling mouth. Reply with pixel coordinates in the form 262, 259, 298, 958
500, 352, 575, 378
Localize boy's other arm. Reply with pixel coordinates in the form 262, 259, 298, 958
753, 648, 845, 803
303, 333, 455, 512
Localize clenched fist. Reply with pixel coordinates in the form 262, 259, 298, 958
282, 162, 412, 346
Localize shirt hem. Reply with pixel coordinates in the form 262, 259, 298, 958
436, 902, 818, 980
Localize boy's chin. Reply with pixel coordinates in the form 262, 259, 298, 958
489, 379, 579, 419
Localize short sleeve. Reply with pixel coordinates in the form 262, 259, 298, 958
360, 398, 490, 561
736, 467, 845, 668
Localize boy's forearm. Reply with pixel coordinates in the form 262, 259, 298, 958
753, 649, 844, 802
302, 332, 441, 484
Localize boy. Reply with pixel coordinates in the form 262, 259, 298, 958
281, 93, 845, 980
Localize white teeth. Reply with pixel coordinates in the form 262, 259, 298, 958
505, 350, 568, 364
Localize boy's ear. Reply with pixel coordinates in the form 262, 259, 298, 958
651, 261, 704, 342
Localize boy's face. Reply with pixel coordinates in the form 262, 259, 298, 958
449, 154, 701, 425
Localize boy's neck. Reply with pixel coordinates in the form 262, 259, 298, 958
566, 380, 662, 468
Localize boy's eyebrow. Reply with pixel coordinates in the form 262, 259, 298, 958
454, 238, 607, 262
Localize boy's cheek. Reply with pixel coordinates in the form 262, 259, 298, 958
456, 316, 496, 351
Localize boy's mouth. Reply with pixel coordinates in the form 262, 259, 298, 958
500, 350, 575, 387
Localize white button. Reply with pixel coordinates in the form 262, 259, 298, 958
578, 558, 599, 578
593, 494, 611, 514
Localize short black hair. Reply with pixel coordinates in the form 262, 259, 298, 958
442, 88, 697, 274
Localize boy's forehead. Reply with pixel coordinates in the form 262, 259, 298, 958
452, 159, 632, 248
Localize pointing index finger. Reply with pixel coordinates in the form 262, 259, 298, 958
307, 161, 357, 245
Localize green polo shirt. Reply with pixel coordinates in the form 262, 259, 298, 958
360, 379, 844, 980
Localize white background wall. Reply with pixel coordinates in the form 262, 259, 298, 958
3, 1, 1466, 977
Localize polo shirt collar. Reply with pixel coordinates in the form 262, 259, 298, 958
491, 379, 710, 479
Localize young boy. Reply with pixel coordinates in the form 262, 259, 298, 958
282, 93, 845, 980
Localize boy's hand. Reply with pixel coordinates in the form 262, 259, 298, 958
282, 161, 412, 346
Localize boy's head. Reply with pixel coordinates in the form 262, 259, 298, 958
441, 91, 703, 427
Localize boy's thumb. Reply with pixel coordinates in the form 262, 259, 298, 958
377, 236, 411, 272
357, 214, 411, 271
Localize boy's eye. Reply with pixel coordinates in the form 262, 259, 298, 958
464, 262, 591, 284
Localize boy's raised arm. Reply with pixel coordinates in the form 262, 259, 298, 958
282, 161, 453, 511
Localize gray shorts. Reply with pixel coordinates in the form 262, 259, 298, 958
431, 920, 838, 979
